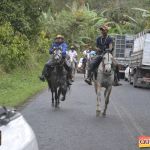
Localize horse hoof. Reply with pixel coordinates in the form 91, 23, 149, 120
55, 105, 59, 109
55, 104, 58, 108
102, 112, 106, 117
54, 102, 60, 108
61, 97, 65, 101
96, 110, 101, 117
51, 103, 55, 107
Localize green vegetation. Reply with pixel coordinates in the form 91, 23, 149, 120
0, 0, 150, 106
0, 0, 50, 72
1, 0, 149, 71
0, 67, 46, 107
39, 0, 150, 47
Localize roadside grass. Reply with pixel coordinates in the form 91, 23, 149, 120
0, 67, 47, 107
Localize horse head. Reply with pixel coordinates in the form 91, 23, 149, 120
52, 48, 62, 63
101, 50, 113, 73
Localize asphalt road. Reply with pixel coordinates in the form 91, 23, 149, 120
21, 74, 150, 150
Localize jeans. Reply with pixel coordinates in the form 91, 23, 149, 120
41, 59, 72, 78
87, 55, 102, 78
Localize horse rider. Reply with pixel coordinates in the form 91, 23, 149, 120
68, 45, 78, 67
85, 49, 97, 82
39, 34, 72, 85
90, 50, 96, 60
85, 25, 113, 85
83, 46, 93, 67
83, 46, 92, 61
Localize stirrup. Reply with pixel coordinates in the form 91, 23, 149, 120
39, 76, 45, 82
67, 80, 72, 85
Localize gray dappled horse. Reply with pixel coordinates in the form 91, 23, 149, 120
46, 48, 69, 108
94, 51, 116, 116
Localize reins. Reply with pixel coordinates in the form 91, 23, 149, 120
100, 52, 113, 75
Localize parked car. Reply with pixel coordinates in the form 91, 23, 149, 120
77, 58, 84, 73
0, 106, 38, 150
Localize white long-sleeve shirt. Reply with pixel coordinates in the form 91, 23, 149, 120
68, 50, 78, 62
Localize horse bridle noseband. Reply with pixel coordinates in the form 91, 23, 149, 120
101, 51, 112, 74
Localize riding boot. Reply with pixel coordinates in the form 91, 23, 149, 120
39, 65, 48, 82
85, 55, 102, 85
39, 61, 52, 82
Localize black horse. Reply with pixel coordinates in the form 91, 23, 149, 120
45, 48, 69, 108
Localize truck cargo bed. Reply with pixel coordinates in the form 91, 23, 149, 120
131, 32, 150, 67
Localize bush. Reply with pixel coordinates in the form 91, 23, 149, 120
0, 22, 30, 71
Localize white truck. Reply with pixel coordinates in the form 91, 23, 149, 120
113, 35, 134, 79
129, 30, 150, 88
0, 106, 39, 150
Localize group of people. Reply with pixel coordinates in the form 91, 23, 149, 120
39, 24, 118, 85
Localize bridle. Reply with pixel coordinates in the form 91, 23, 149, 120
101, 51, 112, 74
52, 48, 62, 62
54, 49, 62, 57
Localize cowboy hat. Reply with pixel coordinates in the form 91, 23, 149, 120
99, 25, 110, 31
56, 34, 64, 39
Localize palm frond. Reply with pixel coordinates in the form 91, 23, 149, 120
132, 8, 149, 13
123, 14, 138, 24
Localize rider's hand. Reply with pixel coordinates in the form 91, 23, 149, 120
62, 55, 66, 59
95, 47, 101, 51
49, 51, 53, 54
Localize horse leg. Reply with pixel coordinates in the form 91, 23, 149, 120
58, 88, 61, 105
103, 86, 112, 116
84, 68, 86, 78
94, 81, 97, 94
96, 83, 101, 117
104, 88, 107, 98
72, 63, 76, 81
54, 88, 58, 108
72, 70, 74, 81
83, 64, 86, 78
73, 63, 76, 80
72, 68, 75, 81
61, 85, 67, 101
51, 89, 54, 107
